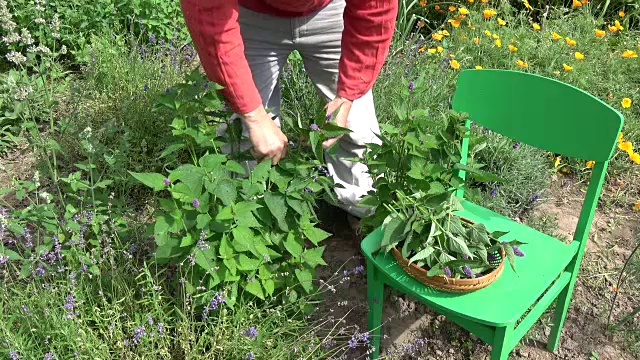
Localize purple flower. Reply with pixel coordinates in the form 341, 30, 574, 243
43, 352, 54, 360
132, 326, 147, 344
80, 263, 87, 272
353, 265, 365, 275
463, 265, 474, 278
157, 323, 164, 335
304, 188, 313, 194
443, 266, 452, 277
143, 83, 149, 92
192, 198, 200, 208
309, 123, 320, 131
487, 253, 498, 262
202, 291, 226, 318
21, 304, 29, 313
0, 255, 8, 264
325, 114, 332, 122
242, 326, 259, 340
203, 81, 209, 90
512, 141, 521, 150
196, 240, 210, 251
9, 350, 18, 360
163, 178, 170, 186
408, 81, 415, 92
513, 246, 525, 257
529, 193, 540, 204
244, 353, 255, 360
489, 187, 498, 197
348, 338, 358, 349
147, 314, 154, 325
149, 34, 156, 43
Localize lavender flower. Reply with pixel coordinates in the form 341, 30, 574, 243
163, 178, 170, 186
0, 255, 8, 264
463, 265, 474, 278
203, 81, 209, 90
196, 240, 210, 251
309, 123, 320, 131
147, 314, 154, 325
325, 114, 332, 122
513, 246, 525, 257
21, 305, 29, 313
132, 326, 147, 344
149, 33, 156, 42
157, 323, 164, 335
512, 141, 521, 150
304, 188, 313, 194
408, 81, 415, 92
9, 350, 18, 360
244, 353, 255, 360
529, 193, 540, 204
443, 266, 452, 277
202, 291, 226, 319
43, 352, 54, 360
489, 187, 498, 197
242, 326, 259, 340
353, 265, 365, 275
192, 198, 200, 208
143, 83, 149, 92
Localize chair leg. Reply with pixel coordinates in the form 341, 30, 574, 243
367, 260, 385, 360
491, 325, 513, 360
546, 281, 574, 352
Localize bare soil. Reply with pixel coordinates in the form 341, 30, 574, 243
317, 177, 640, 360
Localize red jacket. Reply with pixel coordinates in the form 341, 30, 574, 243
180, 0, 398, 114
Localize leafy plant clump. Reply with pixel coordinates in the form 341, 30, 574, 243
358, 77, 525, 280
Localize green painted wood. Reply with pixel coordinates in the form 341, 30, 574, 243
510, 271, 572, 349
452, 69, 623, 162
362, 70, 624, 359
455, 118, 472, 199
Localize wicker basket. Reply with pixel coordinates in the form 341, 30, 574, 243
391, 221, 505, 293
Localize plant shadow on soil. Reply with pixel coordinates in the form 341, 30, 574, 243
315, 177, 639, 360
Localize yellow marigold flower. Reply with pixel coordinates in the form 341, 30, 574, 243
481, 0, 488, 3
553, 71, 560, 75
473, 37, 480, 45
622, 98, 632, 108
619, 10, 625, 17
459, 7, 470, 15
586, 160, 595, 168
432, 32, 444, 41
495, 39, 502, 47
565, 37, 577, 46
450, 59, 460, 69
563, 63, 573, 72
483, 9, 497, 19
615, 20, 623, 30
595, 29, 606, 37
516, 59, 528, 67
622, 50, 638, 58
524, 0, 533, 10
449, 5, 457, 11
448, 19, 461, 28
552, 32, 562, 40
437, 46, 444, 53
497, 18, 507, 26
533, 23, 541, 30
475, 65, 483, 69
554, 156, 561, 168
608, 24, 619, 33
618, 132, 624, 143
493, 34, 500, 40
427, 48, 437, 54
508, 45, 518, 52
634, 200, 640, 211
469, 0, 474, 2
419, 0, 426, 6
573, 0, 582, 7
618, 141, 633, 155
442, 30, 450, 36
630, 152, 640, 165
574, 52, 585, 60
484, 30, 492, 37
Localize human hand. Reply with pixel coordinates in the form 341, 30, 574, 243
322, 96, 352, 149
242, 106, 288, 164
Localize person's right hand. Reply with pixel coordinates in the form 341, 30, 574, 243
242, 106, 288, 165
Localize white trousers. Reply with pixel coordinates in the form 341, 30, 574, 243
235, 0, 382, 218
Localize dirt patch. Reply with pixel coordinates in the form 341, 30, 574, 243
316, 177, 640, 360
0, 142, 38, 191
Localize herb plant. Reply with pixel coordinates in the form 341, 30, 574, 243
358, 77, 525, 279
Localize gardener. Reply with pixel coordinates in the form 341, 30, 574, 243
179, 0, 398, 218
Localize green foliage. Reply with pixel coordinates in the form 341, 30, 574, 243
358, 79, 525, 279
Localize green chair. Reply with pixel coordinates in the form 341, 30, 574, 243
362, 69, 624, 359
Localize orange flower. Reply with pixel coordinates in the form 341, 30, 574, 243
435, 5, 440, 10
459, 7, 470, 15
508, 45, 518, 52
418, 45, 427, 53
609, 24, 619, 33
622, 98, 632, 108
586, 161, 595, 168
473, 37, 480, 45
432, 32, 444, 41
574, 52, 585, 60
449, 5, 457, 11
615, 20, 624, 30
563, 63, 573, 71
497, 18, 507, 26
495, 39, 502, 47
417, 20, 425, 28
552, 32, 562, 40
634, 200, 640, 211
533, 23, 541, 30
516, 59, 528, 68
450, 60, 460, 69
475, 65, 483, 69
481, 0, 488, 3
448, 19, 461, 28
595, 29, 606, 37
573, 0, 582, 7
483, 9, 497, 19
622, 50, 638, 58
565, 37, 577, 46
630, 152, 640, 165
618, 140, 634, 155
619, 10, 625, 17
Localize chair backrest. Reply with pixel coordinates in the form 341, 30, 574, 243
452, 69, 624, 250
452, 69, 623, 162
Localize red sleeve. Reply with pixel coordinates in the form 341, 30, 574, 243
337, 0, 398, 101
180, 0, 262, 114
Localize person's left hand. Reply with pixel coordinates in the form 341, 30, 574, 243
322, 96, 353, 149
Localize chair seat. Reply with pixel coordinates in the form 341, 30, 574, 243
370, 200, 578, 326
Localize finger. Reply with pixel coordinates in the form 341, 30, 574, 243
325, 99, 343, 118
323, 136, 342, 149
271, 151, 281, 165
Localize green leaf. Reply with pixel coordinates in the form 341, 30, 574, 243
0, 248, 22, 260
264, 192, 288, 232
453, 163, 506, 182
198, 154, 227, 170
159, 143, 185, 158
309, 130, 323, 162
302, 246, 326, 267
213, 179, 237, 206
503, 243, 517, 272
180, 234, 195, 247
238, 254, 260, 271
195, 248, 215, 272
322, 122, 352, 138
262, 279, 275, 296
303, 227, 331, 245
449, 235, 473, 258
128, 172, 167, 191
286, 197, 307, 216
284, 232, 303, 257
251, 159, 272, 184
245, 279, 265, 300
357, 194, 380, 208
381, 216, 404, 249
295, 268, 314, 293
231, 226, 254, 252
468, 223, 491, 245
219, 235, 234, 259
225, 160, 247, 176
408, 246, 434, 264
196, 214, 212, 230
